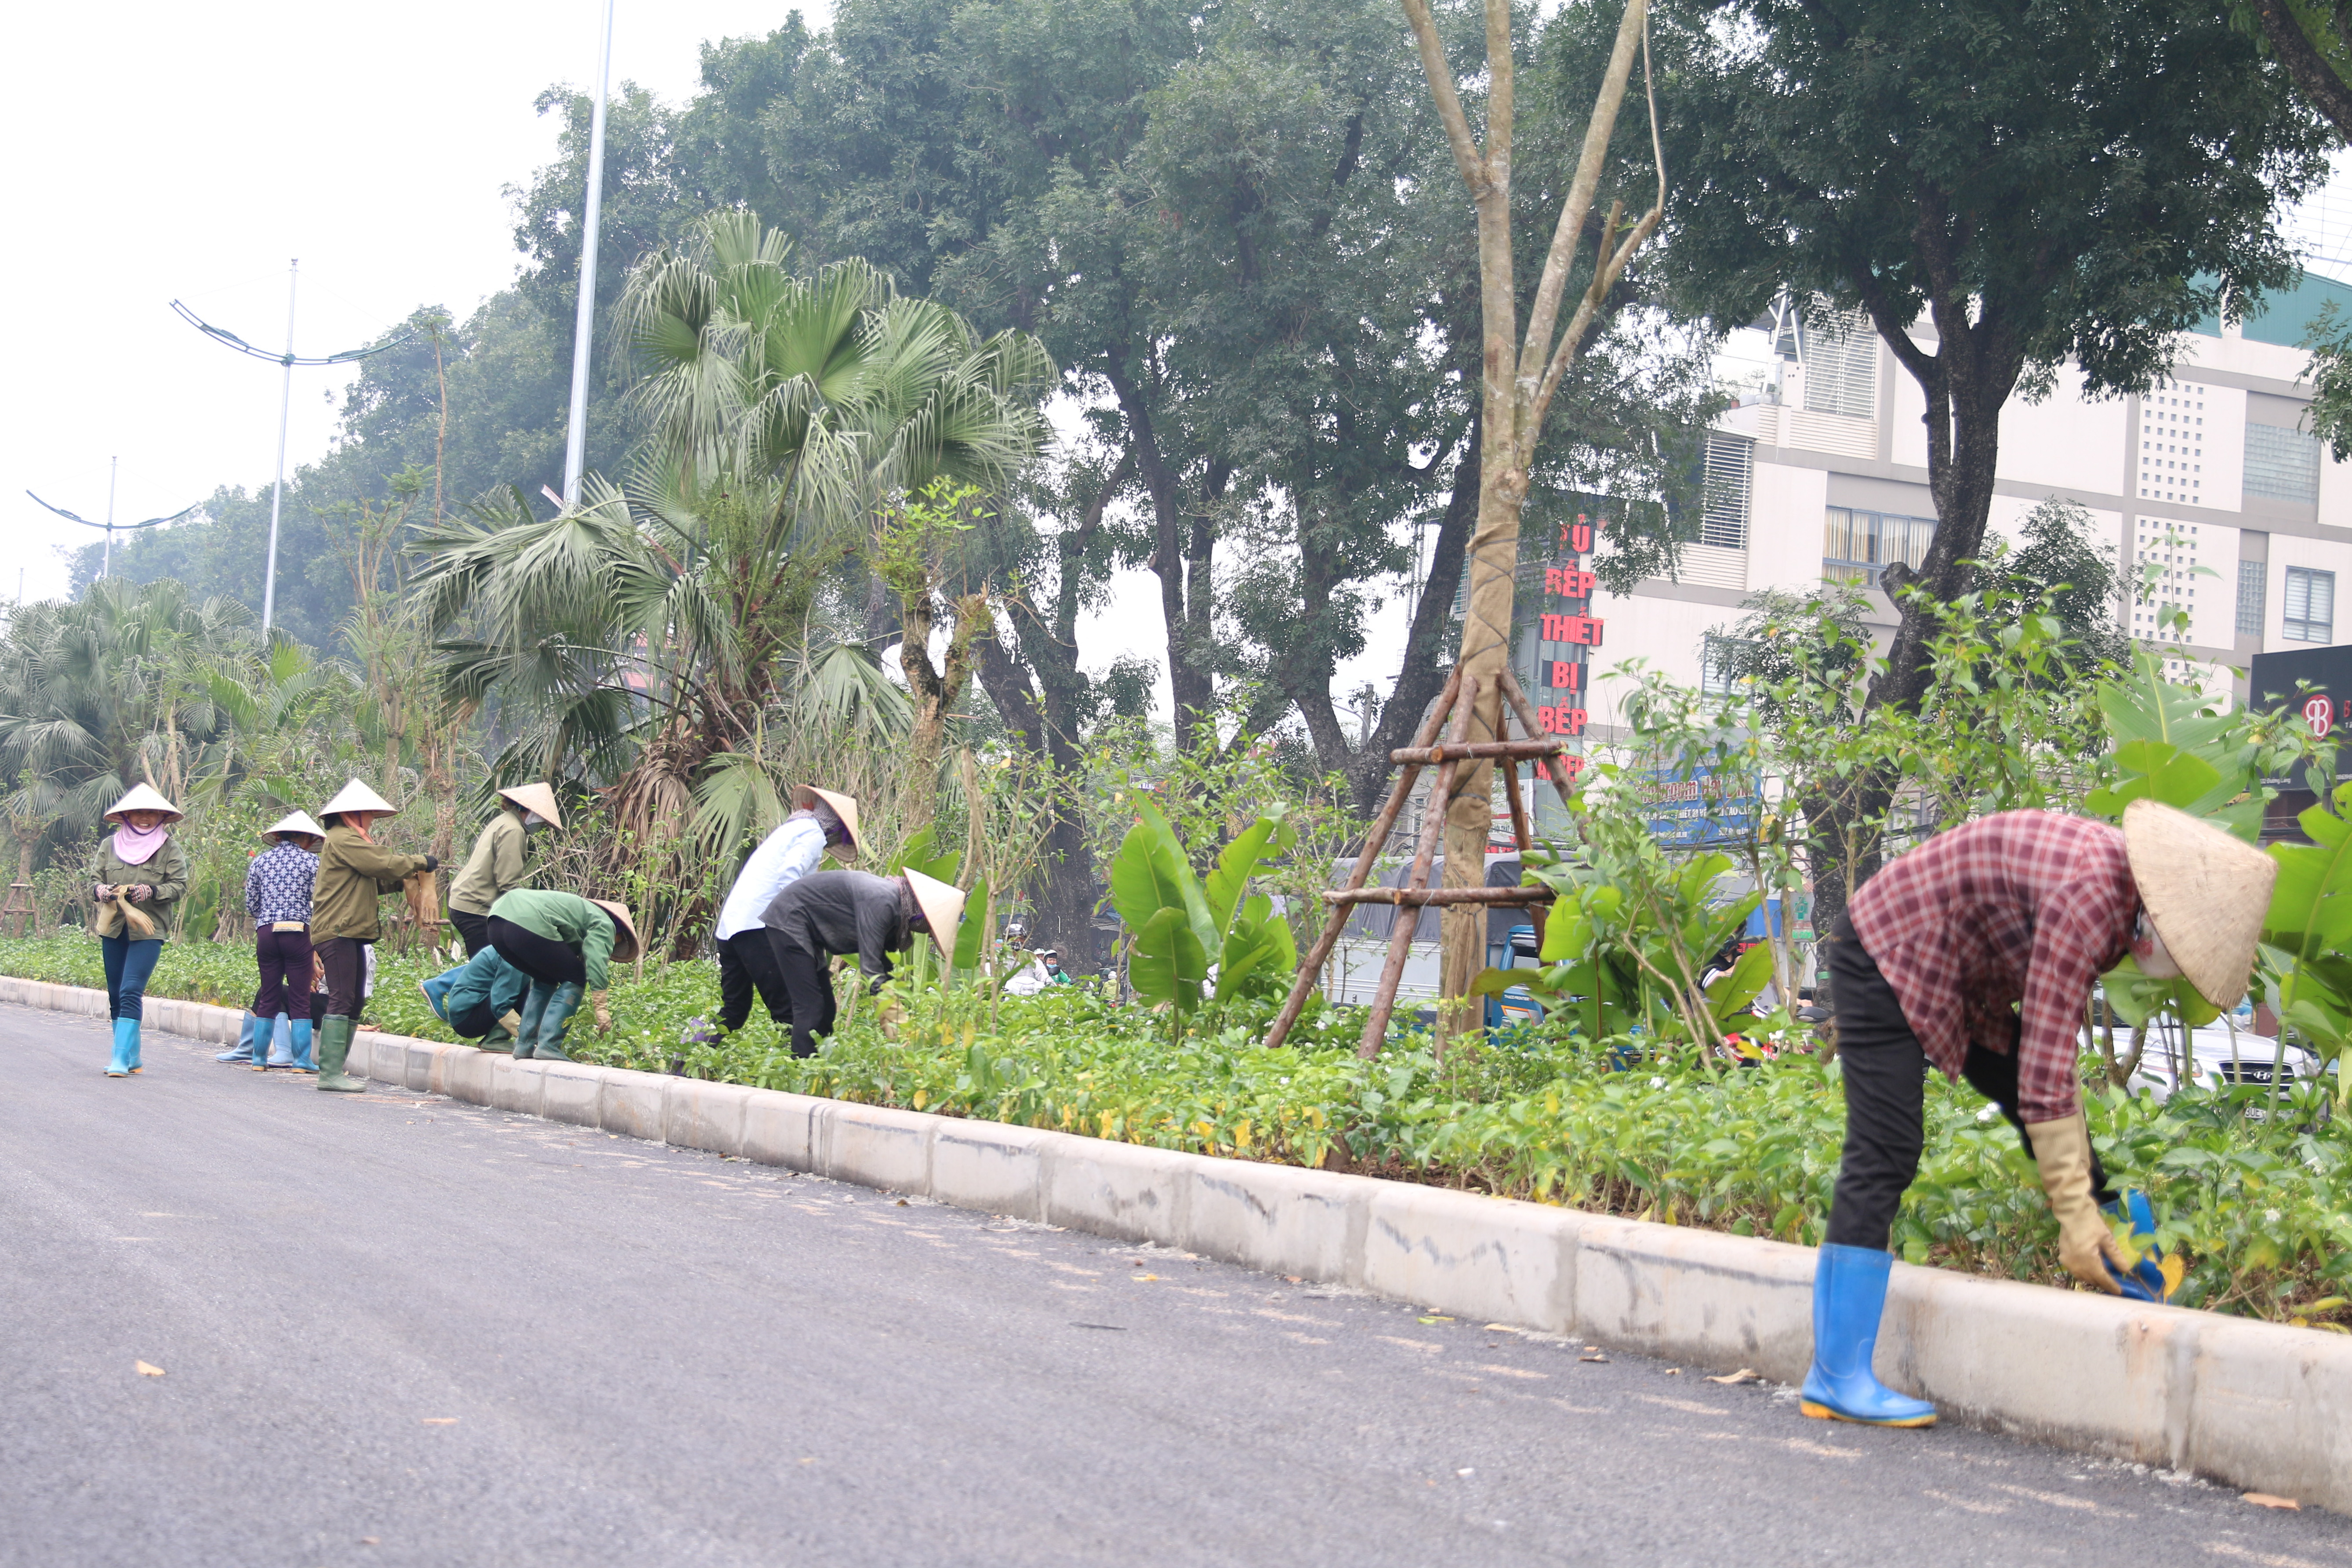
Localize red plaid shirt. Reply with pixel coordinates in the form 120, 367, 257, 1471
1846, 811, 2135, 1125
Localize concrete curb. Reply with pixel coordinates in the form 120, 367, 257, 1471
7, 974, 2348, 1512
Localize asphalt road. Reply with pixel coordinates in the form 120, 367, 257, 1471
5, 1002, 2350, 1568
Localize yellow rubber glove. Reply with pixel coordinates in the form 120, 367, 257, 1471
592, 990, 613, 1034
2029, 1112, 2131, 1294
497, 1010, 523, 1038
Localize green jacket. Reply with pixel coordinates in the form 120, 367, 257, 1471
488, 889, 618, 991
449, 808, 529, 916
87, 836, 189, 938
313, 824, 430, 941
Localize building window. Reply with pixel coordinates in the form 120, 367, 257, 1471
1702, 433, 1753, 549
1802, 309, 1878, 420
1700, 633, 1757, 695
2236, 559, 2266, 638
2284, 566, 2335, 643
1824, 507, 1935, 586
2246, 423, 2321, 502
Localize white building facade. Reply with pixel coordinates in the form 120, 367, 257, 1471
1569, 276, 2352, 738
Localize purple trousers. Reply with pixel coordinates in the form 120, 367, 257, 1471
253, 925, 313, 1020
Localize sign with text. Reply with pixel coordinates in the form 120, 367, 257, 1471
1532, 516, 1605, 756
1637, 763, 1760, 849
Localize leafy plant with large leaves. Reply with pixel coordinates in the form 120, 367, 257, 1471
1110, 799, 1299, 1024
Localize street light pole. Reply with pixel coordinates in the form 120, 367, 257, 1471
103, 457, 118, 578
561, 0, 617, 510
172, 271, 414, 639
262, 259, 298, 633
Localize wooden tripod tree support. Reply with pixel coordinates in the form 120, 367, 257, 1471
1, 882, 36, 938
1263, 664, 1584, 1057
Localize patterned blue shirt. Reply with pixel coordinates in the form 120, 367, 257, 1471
245, 841, 319, 925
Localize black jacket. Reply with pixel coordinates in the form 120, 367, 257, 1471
768, 870, 910, 983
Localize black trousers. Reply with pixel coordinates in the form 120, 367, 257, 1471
489, 916, 585, 988
252, 925, 312, 1019
718, 930, 796, 1034
450, 908, 492, 958
721, 937, 840, 1058
448, 1001, 500, 1039
316, 936, 371, 1020
1825, 915, 2114, 1250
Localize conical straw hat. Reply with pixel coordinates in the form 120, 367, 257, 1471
496, 782, 563, 829
319, 778, 399, 821
262, 810, 326, 842
2122, 798, 2277, 1008
587, 898, 642, 965
904, 867, 967, 954
795, 786, 864, 860
103, 783, 182, 824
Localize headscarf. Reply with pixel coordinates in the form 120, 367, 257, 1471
112, 820, 171, 866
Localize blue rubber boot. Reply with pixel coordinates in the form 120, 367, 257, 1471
218, 1013, 260, 1064
287, 1016, 314, 1072
534, 982, 586, 1063
267, 1012, 299, 1069
108, 1017, 138, 1077
420, 971, 456, 1027
1800, 1244, 1937, 1427
2101, 1191, 2176, 1303
514, 984, 552, 1061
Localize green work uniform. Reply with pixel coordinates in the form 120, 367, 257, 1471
86, 838, 189, 935
312, 824, 430, 941
449, 808, 529, 917
488, 889, 619, 991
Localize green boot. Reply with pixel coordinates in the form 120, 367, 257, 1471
535, 982, 587, 1063
514, 985, 552, 1061
316, 1016, 366, 1093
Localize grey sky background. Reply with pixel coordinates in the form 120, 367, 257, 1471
3, 0, 826, 604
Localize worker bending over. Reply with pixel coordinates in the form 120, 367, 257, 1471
1805, 800, 2272, 1428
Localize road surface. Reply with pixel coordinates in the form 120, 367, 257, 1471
4, 1002, 2348, 1567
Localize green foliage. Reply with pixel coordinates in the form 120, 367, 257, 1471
1109, 798, 1299, 1016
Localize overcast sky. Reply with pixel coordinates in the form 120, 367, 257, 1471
2, 0, 826, 606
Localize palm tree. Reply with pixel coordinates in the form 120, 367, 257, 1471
0, 578, 257, 832
411, 211, 1050, 926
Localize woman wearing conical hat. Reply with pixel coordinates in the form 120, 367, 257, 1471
755, 866, 963, 1058
711, 786, 862, 1040
218, 811, 326, 1072
484, 889, 641, 1061
446, 783, 562, 959
310, 780, 438, 1093
1798, 801, 2275, 1431
87, 783, 187, 1078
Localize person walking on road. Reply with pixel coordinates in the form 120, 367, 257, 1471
223, 811, 325, 1072
88, 784, 187, 1078
712, 786, 863, 1038
755, 868, 963, 1058
447, 784, 560, 957
1802, 800, 2273, 1430
486, 889, 640, 1061
312, 781, 437, 1094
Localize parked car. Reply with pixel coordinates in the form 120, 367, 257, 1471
2085, 1007, 2325, 1099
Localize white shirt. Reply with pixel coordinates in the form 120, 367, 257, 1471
714, 814, 828, 940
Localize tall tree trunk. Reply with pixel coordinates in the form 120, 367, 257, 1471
1105, 350, 1220, 751
900, 587, 989, 835
1401, 0, 1662, 1041
965, 451, 1132, 973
